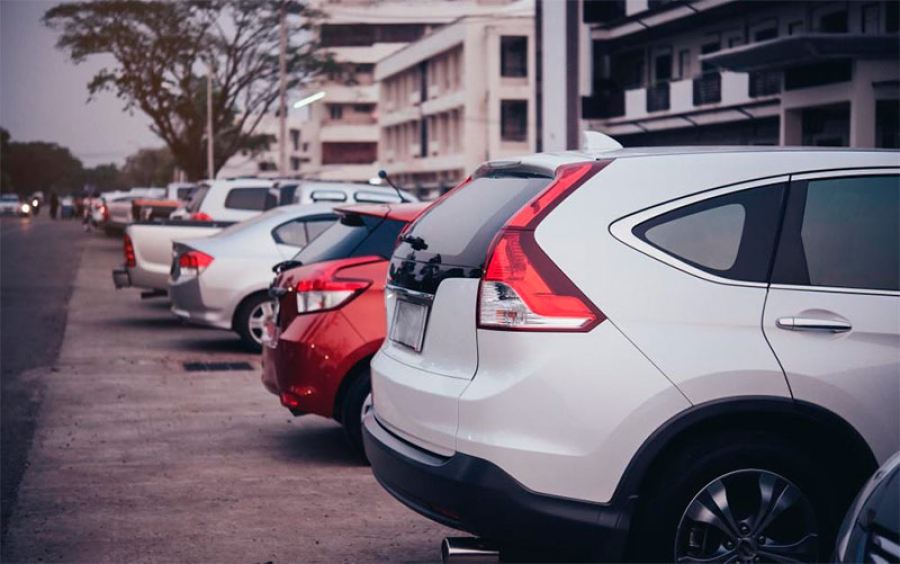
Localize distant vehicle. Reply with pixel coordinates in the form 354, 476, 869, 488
103, 195, 142, 235
291, 180, 418, 205
0, 194, 32, 216
835, 451, 900, 563
261, 202, 427, 455
59, 196, 74, 219
169, 203, 338, 351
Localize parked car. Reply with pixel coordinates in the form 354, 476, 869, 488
59, 196, 74, 219
363, 146, 899, 562
261, 202, 427, 455
0, 194, 31, 216
834, 451, 900, 563
291, 180, 418, 205
104, 194, 143, 234
169, 203, 338, 351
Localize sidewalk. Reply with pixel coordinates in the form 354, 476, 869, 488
5, 234, 451, 563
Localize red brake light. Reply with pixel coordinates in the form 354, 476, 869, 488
478, 161, 610, 332
123, 234, 136, 268
178, 250, 214, 271
101, 205, 109, 221
294, 257, 378, 314
191, 212, 213, 221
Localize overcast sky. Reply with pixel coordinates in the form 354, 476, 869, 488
1, 0, 162, 167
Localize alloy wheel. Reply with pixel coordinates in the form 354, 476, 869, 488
675, 469, 819, 563
247, 300, 276, 345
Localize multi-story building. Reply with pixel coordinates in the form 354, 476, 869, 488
304, 0, 518, 184
217, 114, 311, 179
579, 0, 899, 148
375, 0, 536, 199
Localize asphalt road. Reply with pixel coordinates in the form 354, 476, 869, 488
1, 213, 88, 553
1, 220, 454, 562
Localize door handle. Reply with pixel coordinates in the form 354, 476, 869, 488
776, 316, 852, 332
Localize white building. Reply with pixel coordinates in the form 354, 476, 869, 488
578, 0, 899, 148
302, 0, 519, 184
217, 114, 311, 179
376, 1, 536, 199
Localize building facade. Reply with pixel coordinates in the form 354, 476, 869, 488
375, 1, 535, 199
217, 114, 311, 179
580, 0, 899, 148
302, 0, 519, 184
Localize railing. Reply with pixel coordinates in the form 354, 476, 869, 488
749, 71, 782, 97
693, 72, 722, 105
646, 82, 670, 112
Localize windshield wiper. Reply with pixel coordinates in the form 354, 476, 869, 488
272, 259, 303, 274
400, 234, 428, 251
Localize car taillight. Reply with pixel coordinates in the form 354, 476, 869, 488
123, 234, 136, 268
478, 161, 610, 332
295, 257, 377, 315
191, 212, 213, 221
178, 250, 214, 276
101, 205, 109, 221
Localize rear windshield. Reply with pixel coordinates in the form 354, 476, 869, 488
187, 186, 210, 213
293, 214, 405, 265
396, 173, 551, 267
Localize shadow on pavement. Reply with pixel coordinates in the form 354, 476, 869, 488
271, 423, 368, 468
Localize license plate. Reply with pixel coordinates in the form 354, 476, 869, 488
390, 299, 429, 352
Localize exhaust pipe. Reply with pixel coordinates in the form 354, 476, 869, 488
441, 537, 500, 564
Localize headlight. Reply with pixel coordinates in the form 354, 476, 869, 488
20, 203, 31, 213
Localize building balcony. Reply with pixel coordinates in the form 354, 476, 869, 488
421, 89, 465, 116
646, 82, 670, 112
693, 73, 722, 106
318, 123, 379, 143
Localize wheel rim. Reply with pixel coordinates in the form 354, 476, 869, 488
247, 300, 275, 345
674, 469, 819, 564
360, 393, 373, 422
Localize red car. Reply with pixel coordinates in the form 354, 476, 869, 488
261, 202, 427, 456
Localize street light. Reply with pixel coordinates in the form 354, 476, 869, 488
292, 91, 326, 109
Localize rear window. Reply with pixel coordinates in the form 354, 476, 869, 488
176, 187, 194, 200
395, 173, 551, 267
293, 214, 405, 265
224, 187, 277, 211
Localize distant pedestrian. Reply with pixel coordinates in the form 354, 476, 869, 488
49, 192, 59, 220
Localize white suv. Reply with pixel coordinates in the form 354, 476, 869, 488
363, 147, 899, 562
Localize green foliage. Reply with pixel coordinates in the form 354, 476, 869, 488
83, 163, 128, 192
44, 0, 340, 181
121, 147, 175, 187
4, 139, 84, 195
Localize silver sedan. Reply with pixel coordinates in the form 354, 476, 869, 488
169, 203, 337, 351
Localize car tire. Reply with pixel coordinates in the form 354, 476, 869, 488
234, 293, 272, 353
341, 368, 371, 462
628, 429, 843, 564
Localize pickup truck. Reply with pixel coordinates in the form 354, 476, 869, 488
105, 185, 194, 235
113, 220, 235, 296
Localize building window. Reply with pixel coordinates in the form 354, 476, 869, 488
290, 157, 300, 171
614, 49, 645, 89
653, 46, 672, 83
290, 129, 300, 152
329, 105, 343, 120
788, 20, 805, 35
677, 49, 692, 79
301, 142, 309, 152
751, 19, 778, 42
700, 35, 721, 74
815, 8, 849, 33
500, 36, 528, 77
862, 3, 881, 34
322, 142, 377, 165
500, 100, 527, 142
258, 162, 277, 172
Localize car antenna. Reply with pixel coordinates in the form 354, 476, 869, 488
378, 170, 404, 202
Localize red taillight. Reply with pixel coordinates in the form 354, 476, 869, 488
478, 161, 610, 332
294, 257, 378, 314
101, 205, 109, 221
178, 250, 214, 272
190, 212, 212, 221
123, 234, 136, 268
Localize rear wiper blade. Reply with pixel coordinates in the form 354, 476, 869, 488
272, 259, 303, 274
400, 234, 428, 251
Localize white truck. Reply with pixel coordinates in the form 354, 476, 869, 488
113, 178, 415, 296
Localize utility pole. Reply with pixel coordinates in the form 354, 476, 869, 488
278, 1, 288, 176
207, 59, 215, 180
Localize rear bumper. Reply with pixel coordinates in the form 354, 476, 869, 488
112, 268, 131, 289
363, 414, 634, 561
169, 278, 231, 330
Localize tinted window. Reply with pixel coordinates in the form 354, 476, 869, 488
293, 214, 404, 265
773, 175, 899, 291
397, 173, 551, 268
224, 188, 277, 211
176, 187, 194, 200
272, 220, 309, 247
305, 219, 333, 242
634, 184, 786, 282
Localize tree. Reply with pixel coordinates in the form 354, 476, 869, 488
5, 140, 84, 196
1, 128, 13, 194
121, 147, 176, 187
45, 0, 339, 181
83, 163, 127, 193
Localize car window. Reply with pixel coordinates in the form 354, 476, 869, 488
354, 190, 403, 204
773, 175, 899, 291
272, 219, 310, 247
305, 219, 333, 242
278, 184, 298, 206
293, 213, 403, 264
634, 184, 786, 282
176, 187, 194, 200
310, 190, 347, 203
224, 187, 277, 211
187, 186, 210, 213
1, 195, 18, 202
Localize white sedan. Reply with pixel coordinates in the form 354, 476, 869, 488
168, 203, 338, 351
